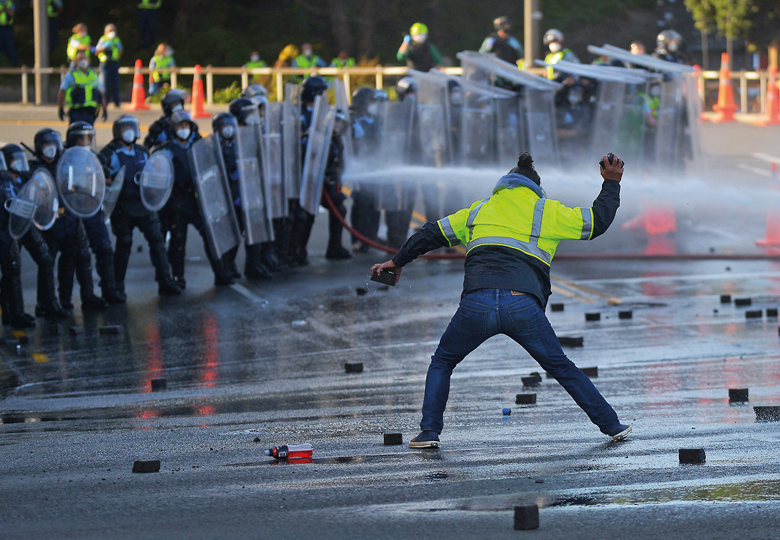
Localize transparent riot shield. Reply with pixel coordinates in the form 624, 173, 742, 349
654, 79, 685, 166
590, 81, 627, 157
683, 74, 704, 173
7, 168, 59, 239
263, 102, 287, 219
188, 135, 241, 257
299, 94, 335, 215
379, 100, 413, 167
332, 78, 355, 158
283, 83, 302, 202
495, 97, 524, 168
139, 151, 174, 212
460, 81, 496, 167
102, 165, 125, 223
524, 89, 560, 164
54, 146, 106, 218
235, 125, 273, 244
410, 70, 452, 167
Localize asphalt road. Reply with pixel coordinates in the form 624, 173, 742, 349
0, 106, 779, 539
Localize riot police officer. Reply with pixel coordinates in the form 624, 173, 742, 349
543, 29, 580, 81
65, 122, 125, 304
213, 106, 272, 280
653, 30, 687, 64
30, 129, 107, 311
98, 115, 181, 296
57, 51, 107, 125
157, 110, 234, 288
0, 145, 67, 325
144, 89, 187, 151
479, 16, 523, 66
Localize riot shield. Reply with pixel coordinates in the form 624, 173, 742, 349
139, 151, 174, 212
235, 124, 273, 244
263, 102, 287, 219
55, 146, 106, 218
188, 135, 241, 257
379, 100, 414, 167
283, 83, 302, 202
332, 79, 355, 158
299, 94, 335, 215
8, 168, 59, 239
459, 80, 497, 167
683, 74, 704, 173
654, 79, 685, 166
590, 81, 627, 157
409, 70, 452, 167
524, 89, 560, 164
102, 165, 125, 223
495, 96, 524, 168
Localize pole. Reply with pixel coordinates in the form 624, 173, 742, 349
33, 0, 49, 104
702, 31, 709, 71
532, 0, 541, 64
524, 0, 532, 69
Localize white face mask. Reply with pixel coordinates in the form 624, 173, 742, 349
303, 49, 312, 57
78, 59, 90, 70
245, 115, 260, 126
171, 103, 183, 113
667, 41, 679, 52
107, 32, 116, 39
549, 42, 562, 53
42, 145, 58, 159
165, 48, 174, 56
412, 33, 427, 44
176, 127, 191, 140
221, 126, 235, 140
10, 160, 23, 172
250, 54, 259, 62
122, 129, 136, 144
366, 103, 379, 116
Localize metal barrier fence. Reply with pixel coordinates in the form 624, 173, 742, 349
0, 65, 771, 114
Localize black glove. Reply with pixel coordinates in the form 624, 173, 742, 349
58, 107, 65, 121
101, 107, 108, 122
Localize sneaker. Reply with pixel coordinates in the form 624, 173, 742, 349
409, 430, 440, 449
610, 424, 632, 441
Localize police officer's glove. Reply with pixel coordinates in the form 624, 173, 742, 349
599, 153, 624, 183
403, 34, 411, 44
101, 107, 108, 122
58, 107, 65, 121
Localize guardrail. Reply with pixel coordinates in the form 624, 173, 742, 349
0, 65, 771, 114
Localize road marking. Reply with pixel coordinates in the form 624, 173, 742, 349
752, 152, 780, 164
737, 163, 772, 177
229, 283, 268, 303
577, 270, 780, 285
552, 275, 622, 304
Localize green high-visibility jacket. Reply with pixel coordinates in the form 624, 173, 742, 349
65, 68, 99, 108
97, 36, 122, 63
545, 49, 574, 80
67, 34, 91, 62
0, 1, 14, 26
138, 0, 161, 8
151, 54, 174, 83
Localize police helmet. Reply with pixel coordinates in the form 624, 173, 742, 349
493, 16, 510, 32
396, 77, 418, 101
112, 115, 140, 143
212, 112, 238, 140
242, 84, 269, 100
657, 29, 683, 52
169, 110, 197, 135
410, 22, 428, 36
161, 89, 188, 117
301, 76, 329, 103
33, 128, 64, 161
447, 79, 463, 106
350, 87, 378, 115
332, 109, 351, 138
543, 29, 564, 46
1, 144, 30, 173
65, 121, 95, 149
229, 97, 261, 126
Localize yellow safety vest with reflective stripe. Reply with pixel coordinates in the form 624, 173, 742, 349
544, 49, 573, 80
97, 36, 122, 63
436, 178, 593, 266
0, 1, 14, 26
67, 34, 91, 62
47, 0, 58, 18
65, 68, 99, 109
331, 57, 355, 68
138, 0, 161, 8
639, 93, 659, 118
152, 54, 173, 82
245, 60, 267, 70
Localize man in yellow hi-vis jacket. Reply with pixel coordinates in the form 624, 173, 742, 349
371, 152, 631, 449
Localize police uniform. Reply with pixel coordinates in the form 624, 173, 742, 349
350, 113, 381, 247
0, 0, 17, 66
137, 0, 161, 49
479, 32, 523, 65
60, 67, 103, 125
47, 0, 62, 54
66, 31, 91, 64
96, 32, 123, 107
390, 163, 627, 441
149, 52, 174, 95
99, 140, 180, 295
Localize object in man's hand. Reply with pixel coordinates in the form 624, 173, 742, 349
371, 269, 397, 286
599, 152, 624, 169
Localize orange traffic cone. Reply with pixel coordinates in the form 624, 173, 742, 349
124, 59, 150, 111
756, 163, 780, 252
761, 66, 780, 126
622, 204, 677, 235
712, 53, 737, 123
190, 64, 210, 119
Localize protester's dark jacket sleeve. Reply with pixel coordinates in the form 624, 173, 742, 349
392, 221, 449, 267
590, 179, 621, 239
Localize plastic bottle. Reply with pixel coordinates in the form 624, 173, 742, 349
264, 443, 313, 459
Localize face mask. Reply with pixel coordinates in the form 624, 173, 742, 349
412, 33, 427, 44
10, 160, 23, 172
366, 103, 379, 116
171, 103, 183, 113
450, 91, 463, 106
303, 50, 312, 57
122, 129, 136, 144
107, 32, 116, 39
549, 42, 562, 53
166, 48, 174, 56
245, 115, 260, 126
78, 59, 90, 70
176, 128, 191, 140
221, 126, 235, 140
42, 145, 58, 159
668, 41, 678, 52
250, 54, 259, 62
650, 86, 661, 98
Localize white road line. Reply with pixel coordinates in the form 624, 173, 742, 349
737, 163, 771, 177
752, 152, 780, 164
577, 270, 780, 285
229, 283, 268, 303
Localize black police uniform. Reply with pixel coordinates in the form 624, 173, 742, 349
350, 114, 381, 247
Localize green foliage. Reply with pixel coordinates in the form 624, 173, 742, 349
685, 0, 780, 44
145, 85, 188, 104
213, 81, 242, 104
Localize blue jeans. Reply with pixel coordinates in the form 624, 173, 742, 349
421, 289, 622, 435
